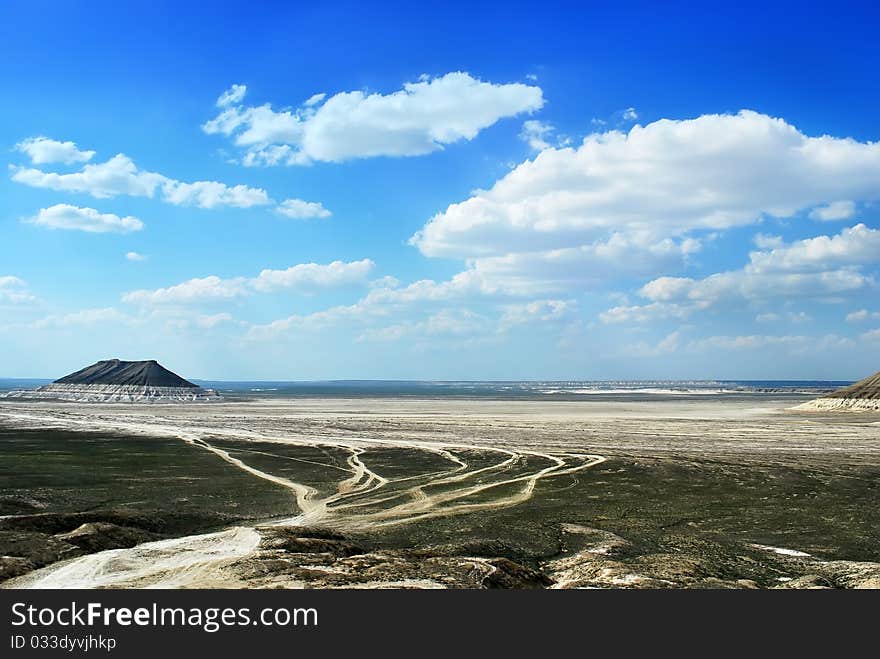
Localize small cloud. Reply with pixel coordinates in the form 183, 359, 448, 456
621, 107, 639, 121
276, 198, 331, 220
809, 200, 855, 221
126, 251, 147, 262
519, 120, 554, 151
216, 84, 247, 107
15, 136, 95, 165
846, 309, 880, 323
26, 204, 143, 234
753, 233, 783, 249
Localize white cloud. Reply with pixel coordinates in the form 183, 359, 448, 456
357, 309, 488, 343
32, 307, 129, 329
246, 300, 385, 340
0, 276, 36, 305
602, 224, 879, 323
846, 309, 880, 323
123, 275, 249, 305
11, 152, 271, 209
196, 312, 233, 328
519, 120, 553, 151
499, 299, 575, 328
621, 107, 638, 121
15, 136, 95, 165
26, 204, 143, 233
809, 200, 856, 221
862, 328, 880, 342
123, 259, 375, 305
217, 84, 247, 107
627, 330, 682, 356
165, 312, 235, 330
753, 233, 784, 249
250, 259, 375, 293
756, 311, 811, 323
276, 198, 331, 220
746, 224, 880, 273
160, 180, 271, 209
126, 251, 146, 262
203, 72, 544, 165
690, 334, 853, 352
411, 111, 880, 293
599, 302, 689, 324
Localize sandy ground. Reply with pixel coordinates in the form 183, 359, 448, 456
1, 395, 878, 589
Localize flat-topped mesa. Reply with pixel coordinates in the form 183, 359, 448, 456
794, 370, 880, 412
2, 359, 221, 403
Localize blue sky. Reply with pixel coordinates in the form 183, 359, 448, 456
1, 1, 879, 380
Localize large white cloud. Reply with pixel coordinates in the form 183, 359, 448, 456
26, 204, 143, 233
123, 259, 375, 305
11, 153, 271, 209
600, 224, 879, 323
411, 110, 880, 292
746, 223, 880, 273
15, 136, 95, 165
203, 72, 544, 165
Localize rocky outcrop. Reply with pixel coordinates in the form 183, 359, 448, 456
3, 383, 220, 402
1, 359, 220, 402
794, 369, 880, 411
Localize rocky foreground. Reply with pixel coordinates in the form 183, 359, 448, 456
4, 514, 879, 589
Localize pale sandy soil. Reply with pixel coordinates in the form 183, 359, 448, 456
1, 395, 878, 589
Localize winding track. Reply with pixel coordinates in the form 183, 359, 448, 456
0, 407, 605, 588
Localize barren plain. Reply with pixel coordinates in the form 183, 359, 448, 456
1, 394, 878, 589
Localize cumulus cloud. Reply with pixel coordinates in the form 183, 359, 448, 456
600, 224, 879, 323
123, 275, 249, 305
26, 204, 143, 233
123, 259, 375, 305
753, 233, 784, 249
11, 152, 271, 209
809, 200, 856, 221
599, 302, 689, 324
519, 120, 554, 150
0, 276, 36, 305
250, 260, 375, 293
203, 72, 544, 165
15, 136, 95, 164
411, 111, 880, 293
126, 251, 146, 262
746, 223, 880, 273
846, 309, 880, 323
276, 198, 331, 219
499, 299, 575, 328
